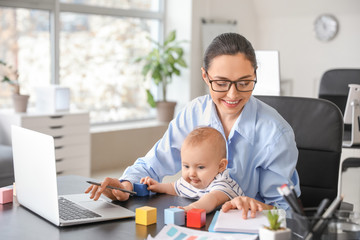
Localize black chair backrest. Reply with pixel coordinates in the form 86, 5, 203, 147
319, 69, 360, 115
255, 96, 343, 208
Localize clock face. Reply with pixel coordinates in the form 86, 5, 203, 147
314, 14, 339, 42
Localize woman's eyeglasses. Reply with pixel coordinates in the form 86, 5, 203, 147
206, 72, 257, 92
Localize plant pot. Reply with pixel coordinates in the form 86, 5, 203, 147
12, 94, 30, 113
259, 227, 291, 240
156, 101, 176, 122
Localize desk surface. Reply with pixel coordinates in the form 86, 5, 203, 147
0, 175, 216, 240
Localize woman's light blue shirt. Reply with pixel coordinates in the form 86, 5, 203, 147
120, 95, 300, 210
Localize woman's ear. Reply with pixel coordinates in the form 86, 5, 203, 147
201, 67, 208, 84
219, 158, 228, 172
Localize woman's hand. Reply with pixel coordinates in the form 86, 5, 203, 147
85, 177, 132, 201
221, 196, 272, 219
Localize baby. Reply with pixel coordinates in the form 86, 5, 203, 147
141, 126, 243, 213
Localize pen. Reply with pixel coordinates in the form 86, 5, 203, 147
311, 198, 330, 226
279, 185, 304, 215
86, 180, 137, 195
305, 196, 343, 240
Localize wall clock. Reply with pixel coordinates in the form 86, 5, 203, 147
314, 14, 339, 42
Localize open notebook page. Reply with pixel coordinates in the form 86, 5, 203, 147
213, 209, 286, 234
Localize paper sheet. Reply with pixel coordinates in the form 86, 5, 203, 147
147, 224, 258, 240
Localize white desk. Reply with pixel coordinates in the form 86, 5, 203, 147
338, 146, 360, 211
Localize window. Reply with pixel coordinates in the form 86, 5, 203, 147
60, 13, 159, 122
0, 7, 51, 108
0, 0, 163, 124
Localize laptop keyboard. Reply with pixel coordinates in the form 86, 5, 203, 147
58, 197, 101, 221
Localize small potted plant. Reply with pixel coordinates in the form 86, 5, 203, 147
259, 208, 291, 240
0, 60, 29, 112
135, 30, 187, 122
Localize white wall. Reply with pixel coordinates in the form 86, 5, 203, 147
189, 0, 258, 99
164, 0, 192, 113
254, 0, 360, 97
186, 0, 360, 98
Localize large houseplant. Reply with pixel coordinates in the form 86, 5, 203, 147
136, 30, 187, 122
0, 60, 29, 112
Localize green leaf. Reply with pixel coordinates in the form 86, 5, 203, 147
151, 66, 162, 85
146, 89, 156, 108
164, 30, 176, 46
134, 57, 143, 63
265, 209, 283, 230
167, 54, 175, 64
172, 47, 183, 56
173, 67, 180, 76
141, 63, 152, 76
176, 58, 187, 68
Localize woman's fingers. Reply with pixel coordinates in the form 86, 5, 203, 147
221, 196, 264, 219
84, 185, 93, 193
112, 189, 130, 201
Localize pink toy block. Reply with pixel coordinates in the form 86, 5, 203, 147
186, 208, 206, 228
0, 187, 13, 204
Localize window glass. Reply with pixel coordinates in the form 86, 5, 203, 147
60, 0, 160, 11
0, 7, 51, 109
60, 13, 159, 123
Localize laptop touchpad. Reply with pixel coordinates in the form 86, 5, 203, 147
80, 200, 118, 210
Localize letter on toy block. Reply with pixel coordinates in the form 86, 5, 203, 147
136, 206, 157, 225
164, 208, 185, 225
0, 187, 13, 204
186, 208, 206, 228
134, 183, 150, 196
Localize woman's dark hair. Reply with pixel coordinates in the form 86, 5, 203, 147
203, 32, 257, 72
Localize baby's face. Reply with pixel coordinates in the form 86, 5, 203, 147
181, 141, 222, 189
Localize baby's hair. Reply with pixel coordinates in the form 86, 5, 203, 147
183, 127, 226, 158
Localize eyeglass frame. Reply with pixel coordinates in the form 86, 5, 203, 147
205, 71, 257, 92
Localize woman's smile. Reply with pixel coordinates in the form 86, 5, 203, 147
222, 98, 241, 108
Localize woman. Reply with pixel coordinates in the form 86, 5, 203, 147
86, 33, 300, 219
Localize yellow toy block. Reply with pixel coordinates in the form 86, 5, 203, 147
135, 206, 157, 225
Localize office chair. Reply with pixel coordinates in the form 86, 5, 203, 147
255, 96, 343, 209
319, 69, 360, 117
319, 69, 360, 163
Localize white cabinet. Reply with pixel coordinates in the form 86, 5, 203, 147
0, 111, 90, 177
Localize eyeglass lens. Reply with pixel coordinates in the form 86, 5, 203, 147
211, 80, 256, 92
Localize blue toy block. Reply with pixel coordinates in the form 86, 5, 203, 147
134, 183, 150, 196
164, 208, 185, 225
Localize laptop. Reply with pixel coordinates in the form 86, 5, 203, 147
11, 125, 135, 227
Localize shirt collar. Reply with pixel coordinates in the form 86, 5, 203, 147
200, 95, 223, 130
231, 96, 257, 145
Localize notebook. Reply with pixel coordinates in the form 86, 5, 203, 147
11, 125, 135, 227
209, 209, 286, 234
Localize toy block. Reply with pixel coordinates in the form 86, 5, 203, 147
136, 206, 157, 225
0, 187, 13, 204
186, 208, 206, 228
164, 208, 185, 225
134, 183, 150, 196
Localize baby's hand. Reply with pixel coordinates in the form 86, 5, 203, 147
140, 176, 159, 191
170, 205, 189, 212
